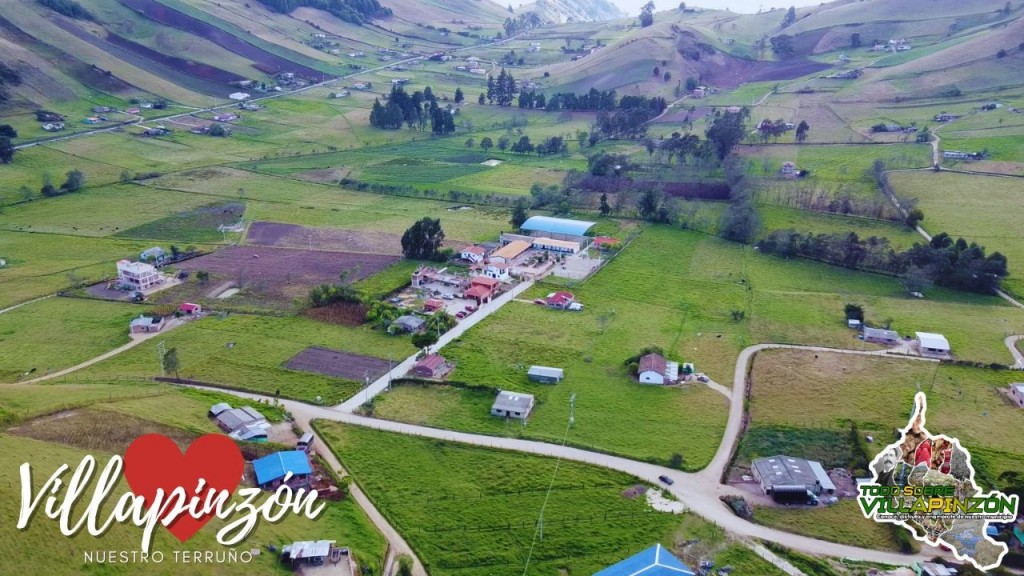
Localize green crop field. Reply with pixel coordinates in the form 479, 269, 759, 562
755, 205, 922, 249
754, 501, 904, 552
316, 420, 772, 576
740, 348, 1024, 488
72, 313, 414, 404
0, 381, 167, 426
0, 297, 138, 382
886, 170, 1024, 296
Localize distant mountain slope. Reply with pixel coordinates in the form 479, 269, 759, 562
520, 0, 625, 23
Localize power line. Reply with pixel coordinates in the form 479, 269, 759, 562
521, 394, 575, 575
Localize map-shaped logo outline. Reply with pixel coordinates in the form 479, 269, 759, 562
862, 391, 1014, 571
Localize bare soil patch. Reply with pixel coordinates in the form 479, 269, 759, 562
301, 301, 368, 326
294, 168, 351, 184
8, 409, 199, 454
246, 222, 403, 256
284, 346, 390, 381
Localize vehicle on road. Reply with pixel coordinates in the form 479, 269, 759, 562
771, 485, 818, 506
456, 311, 466, 319
658, 475, 674, 485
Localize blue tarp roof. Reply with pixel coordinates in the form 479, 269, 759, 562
253, 450, 312, 485
593, 544, 695, 576
520, 216, 596, 237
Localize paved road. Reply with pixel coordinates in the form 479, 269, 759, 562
335, 280, 534, 412
1006, 335, 1024, 369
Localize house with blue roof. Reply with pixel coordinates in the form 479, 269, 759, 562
252, 450, 313, 491
520, 216, 596, 240
593, 544, 695, 576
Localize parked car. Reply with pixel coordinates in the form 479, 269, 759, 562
534, 298, 546, 305
442, 293, 454, 300
466, 305, 477, 312
658, 475, 674, 485
389, 297, 402, 304
456, 311, 466, 319
463, 308, 474, 315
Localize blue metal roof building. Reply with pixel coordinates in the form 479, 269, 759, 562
520, 216, 596, 237
253, 450, 312, 485
593, 544, 695, 576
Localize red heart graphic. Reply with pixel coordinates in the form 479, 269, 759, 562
123, 434, 243, 542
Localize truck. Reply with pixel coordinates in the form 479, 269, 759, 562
771, 485, 818, 506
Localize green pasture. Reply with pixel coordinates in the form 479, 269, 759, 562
755, 205, 921, 250
72, 313, 414, 404
0, 297, 139, 382
316, 420, 683, 576
886, 170, 1024, 296
754, 501, 903, 552
353, 259, 423, 299
0, 231, 161, 308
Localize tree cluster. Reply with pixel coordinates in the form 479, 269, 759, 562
705, 109, 748, 159
486, 68, 518, 106
369, 85, 455, 135
0, 62, 22, 105
757, 230, 1009, 294
770, 34, 795, 56
39, 170, 85, 197
503, 12, 542, 37
255, 0, 390, 25
639, 0, 655, 27
401, 218, 445, 260
37, 0, 93, 20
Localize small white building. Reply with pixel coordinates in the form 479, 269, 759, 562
1009, 383, 1024, 409
228, 92, 250, 101
479, 262, 510, 281
532, 237, 580, 254
460, 245, 486, 263
116, 259, 162, 290
916, 332, 951, 356
491, 390, 535, 419
638, 353, 678, 385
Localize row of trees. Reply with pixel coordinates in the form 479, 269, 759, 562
757, 230, 1009, 294
38, 0, 93, 20
485, 68, 518, 106
368, 85, 456, 134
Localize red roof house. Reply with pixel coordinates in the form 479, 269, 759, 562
546, 291, 575, 309
179, 302, 202, 314
410, 353, 452, 378
424, 298, 444, 312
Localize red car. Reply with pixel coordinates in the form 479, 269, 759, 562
466, 306, 477, 313
456, 311, 466, 319
534, 299, 545, 305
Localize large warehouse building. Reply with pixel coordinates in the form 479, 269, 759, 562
520, 216, 596, 242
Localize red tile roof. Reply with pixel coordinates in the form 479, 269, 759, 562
415, 354, 446, 371
639, 353, 667, 376
471, 276, 500, 288
179, 303, 201, 312
546, 291, 574, 306
462, 246, 486, 256
464, 285, 492, 299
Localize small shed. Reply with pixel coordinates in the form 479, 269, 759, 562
528, 366, 564, 383
393, 315, 425, 333
638, 353, 677, 384
252, 450, 312, 490
916, 332, 950, 355
281, 540, 335, 565
847, 319, 862, 329
423, 298, 444, 312
411, 353, 452, 379
209, 402, 232, 417
179, 302, 202, 315
863, 326, 899, 345
491, 390, 535, 419
1008, 383, 1024, 408
130, 315, 165, 334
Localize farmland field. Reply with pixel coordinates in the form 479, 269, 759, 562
284, 346, 392, 381
316, 420, 764, 576
246, 221, 404, 255
886, 171, 1024, 296
0, 297, 139, 382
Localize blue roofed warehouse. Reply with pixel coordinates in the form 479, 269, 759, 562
594, 544, 695, 576
252, 450, 313, 491
520, 216, 596, 241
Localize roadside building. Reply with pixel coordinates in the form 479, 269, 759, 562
179, 302, 202, 315
116, 259, 163, 290
863, 326, 900, 345
751, 455, 836, 496
464, 276, 499, 304
1009, 383, 1024, 408
490, 390, 535, 419
638, 353, 678, 385
594, 543, 695, 576
423, 298, 444, 312
915, 332, 951, 356
281, 540, 336, 566
528, 366, 564, 383
252, 450, 312, 491
545, 291, 575, 309
129, 315, 165, 334
213, 405, 267, 433
411, 353, 452, 379
460, 245, 487, 263
520, 215, 596, 243
532, 237, 581, 254
393, 315, 426, 333
489, 240, 532, 264
478, 262, 510, 281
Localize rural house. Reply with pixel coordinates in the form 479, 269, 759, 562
862, 326, 900, 345
460, 245, 486, 263
1009, 383, 1024, 408
229, 424, 268, 442
212, 404, 267, 433
116, 259, 163, 291
528, 366, 564, 383
780, 161, 796, 176
915, 332, 951, 356
545, 291, 575, 309
594, 544, 695, 576
751, 455, 836, 496
411, 353, 452, 379
423, 298, 444, 312
252, 450, 312, 491
478, 262, 510, 281
179, 302, 202, 315
393, 315, 426, 333
129, 315, 165, 334
638, 353, 678, 385
490, 390, 535, 419
532, 237, 581, 254
464, 276, 499, 304
281, 540, 337, 566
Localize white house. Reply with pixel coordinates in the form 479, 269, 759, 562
460, 245, 486, 263
491, 390, 535, 419
916, 332, 951, 356
638, 353, 678, 384
479, 262, 510, 281
116, 259, 162, 290
1009, 383, 1024, 409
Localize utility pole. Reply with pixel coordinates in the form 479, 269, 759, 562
364, 370, 370, 404
569, 392, 576, 428
387, 355, 393, 390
